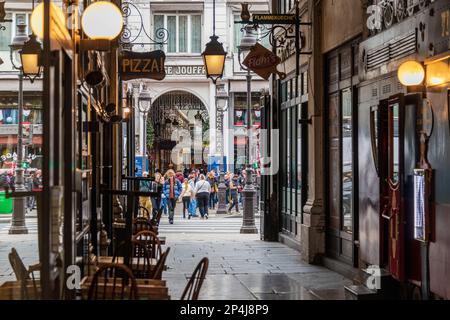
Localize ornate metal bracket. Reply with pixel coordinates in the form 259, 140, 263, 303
234, 1, 312, 78
120, 1, 169, 49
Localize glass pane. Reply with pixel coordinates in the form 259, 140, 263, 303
297, 104, 302, 191
287, 107, 291, 189
16, 14, 26, 31
328, 93, 340, 230
390, 103, 400, 184
191, 15, 201, 53
153, 15, 164, 50
167, 16, 177, 52
342, 89, 353, 233
178, 16, 187, 53
0, 96, 43, 298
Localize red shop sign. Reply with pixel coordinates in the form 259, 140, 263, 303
242, 43, 285, 80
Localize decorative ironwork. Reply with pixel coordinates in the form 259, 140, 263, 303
0, 1, 12, 31
235, 1, 312, 78
120, 1, 169, 48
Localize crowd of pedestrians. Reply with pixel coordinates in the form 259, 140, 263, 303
138, 167, 250, 224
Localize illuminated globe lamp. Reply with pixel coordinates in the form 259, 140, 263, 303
30, 2, 66, 39
202, 35, 227, 84
81, 1, 124, 41
397, 60, 425, 87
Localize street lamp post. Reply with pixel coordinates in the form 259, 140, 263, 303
237, 25, 258, 234
215, 84, 228, 214
138, 85, 152, 174
8, 23, 31, 234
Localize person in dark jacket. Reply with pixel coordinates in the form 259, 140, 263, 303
162, 169, 182, 224
228, 175, 240, 213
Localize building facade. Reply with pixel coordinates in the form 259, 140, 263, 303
122, 0, 270, 174
268, 0, 450, 299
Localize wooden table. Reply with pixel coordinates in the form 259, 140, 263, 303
80, 276, 170, 300
0, 280, 41, 299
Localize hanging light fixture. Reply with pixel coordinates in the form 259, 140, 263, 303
81, 1, 124, 41
202, 0, 227, 83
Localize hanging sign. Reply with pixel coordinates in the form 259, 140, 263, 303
252, 14, 296, 25
242, 43, 285, 80
120, 50, 166, 81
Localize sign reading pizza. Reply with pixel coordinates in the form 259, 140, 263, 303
242, 43, 285, 80
120, 50, 166, 81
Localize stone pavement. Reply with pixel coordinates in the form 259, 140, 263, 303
159, 207, 352, 300
0, 206, 353, 300
0, 216, 39, 285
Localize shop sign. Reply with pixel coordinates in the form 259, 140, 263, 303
165, 65, 206, 76
120, 50, 166, 81
252, 14, 296, 25
242, 43, 284, 80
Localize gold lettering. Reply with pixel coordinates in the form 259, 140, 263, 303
142, 59, 152, 72
122, 59, 131, 73
151, 60, 159, 73
132, 59, 142, 72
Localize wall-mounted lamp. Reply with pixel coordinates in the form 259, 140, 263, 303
397, 60, 425, 87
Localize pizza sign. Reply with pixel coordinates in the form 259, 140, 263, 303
242, 43, 285, 80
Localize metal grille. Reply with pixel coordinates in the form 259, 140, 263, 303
366, 32, 417, 71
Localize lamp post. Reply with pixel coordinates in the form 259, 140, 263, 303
215, 84, 228, 214
237, 24, 258, 234
138, 85, 152, 174
8, 22, 42, 234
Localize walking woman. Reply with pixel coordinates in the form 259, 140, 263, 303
194, 174, 211, 219
179, 178, 194, 219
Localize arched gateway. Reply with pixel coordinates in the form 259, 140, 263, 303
147, 90, 209, 173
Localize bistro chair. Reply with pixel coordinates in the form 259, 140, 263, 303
151, 247, 171, 280
133, 216, 155, 235
180, 257, 209, 300
132, 230, 162, 260
137, 206, 151, 219
8, 248, 40, 300
149, 207, 163, 235
87, 263, 138, 300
